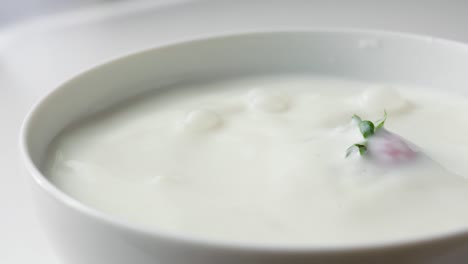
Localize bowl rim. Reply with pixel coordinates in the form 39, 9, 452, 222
19, 28, 468, 254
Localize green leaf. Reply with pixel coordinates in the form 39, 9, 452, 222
345, 112, 389, 158
346, 143, 368, 157
359, 121, 375, 138
375, 110, 387, 130
352, 114, 362, 123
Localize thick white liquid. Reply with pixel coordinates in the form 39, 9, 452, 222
45, 76, 468, 245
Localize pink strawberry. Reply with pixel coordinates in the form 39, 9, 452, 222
367, 129, 419, 165
346, 112, 419, 165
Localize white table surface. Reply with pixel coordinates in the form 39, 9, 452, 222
2, 1, 468, 263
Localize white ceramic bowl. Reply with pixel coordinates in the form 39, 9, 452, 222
20, 30, 468, 264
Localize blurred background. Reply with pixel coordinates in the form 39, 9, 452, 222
1, 1, 467, 263
1, 0, 115, 26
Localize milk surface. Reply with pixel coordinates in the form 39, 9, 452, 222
45, 75, 468, 245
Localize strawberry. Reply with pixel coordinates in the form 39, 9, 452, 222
367, 129, 418, 164
346, 112, 419, 165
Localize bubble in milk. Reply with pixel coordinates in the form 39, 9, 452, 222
182, 109, 222, 132
247, 89, 291, 113
357, 86, 407, 116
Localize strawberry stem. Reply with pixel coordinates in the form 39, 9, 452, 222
346, 111, 387, 157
